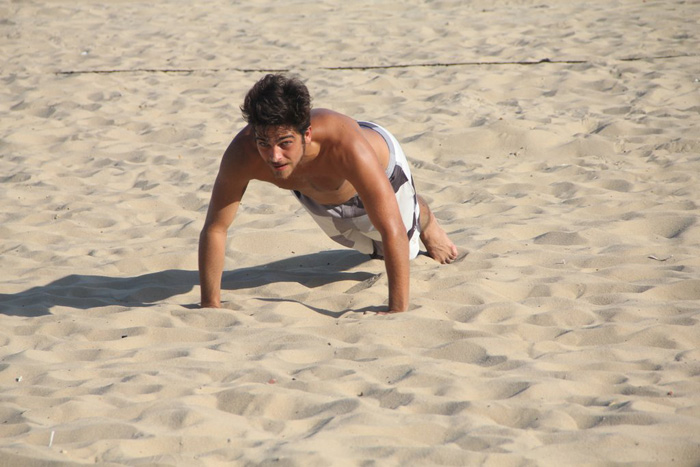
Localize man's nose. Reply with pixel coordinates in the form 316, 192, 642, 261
269, 147, 283, 162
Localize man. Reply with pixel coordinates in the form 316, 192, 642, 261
199, 74, 457, 312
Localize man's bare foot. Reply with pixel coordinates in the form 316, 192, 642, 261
417, 195, 458, 264
421, 214, 458, 263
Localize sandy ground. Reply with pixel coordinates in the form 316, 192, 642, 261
1, 0, 699, 465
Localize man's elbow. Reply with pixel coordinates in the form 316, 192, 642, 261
380, 223, 409, 247
200, 223, 228, 239
384, 219, 408, 238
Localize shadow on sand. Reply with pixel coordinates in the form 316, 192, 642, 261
0, 251, 375, 317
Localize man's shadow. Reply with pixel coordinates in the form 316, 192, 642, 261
0, 251, 377, 317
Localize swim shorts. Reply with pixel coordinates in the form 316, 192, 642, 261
292, 121, 421, 259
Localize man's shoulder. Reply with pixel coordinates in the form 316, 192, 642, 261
311, 108, 354, 126
311, 109, 361, 144
220, 126, 262, 174
224, 126, 257, 160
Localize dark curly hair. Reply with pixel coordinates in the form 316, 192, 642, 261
241, 74, 312, 135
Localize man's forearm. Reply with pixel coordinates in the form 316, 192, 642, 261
383, 231, 410, 312
198, 228, 227, 307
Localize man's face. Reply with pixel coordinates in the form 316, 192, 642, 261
255, 125, 309, 179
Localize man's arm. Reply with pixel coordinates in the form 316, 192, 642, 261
337, 121, 411, 312
199, 137, 251, 308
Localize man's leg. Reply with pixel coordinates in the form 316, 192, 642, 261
417, 195, 458, 264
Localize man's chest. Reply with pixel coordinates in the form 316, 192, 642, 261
272, 175, 357, 205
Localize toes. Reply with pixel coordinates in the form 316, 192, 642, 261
446, 246, 458, 264
440, 245, 460, 264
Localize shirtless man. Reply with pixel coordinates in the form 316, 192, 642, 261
199, 74, 457, 312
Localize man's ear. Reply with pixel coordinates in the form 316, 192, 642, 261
304, 126, 312, 145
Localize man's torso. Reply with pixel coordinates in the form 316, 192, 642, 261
235, 110, 391, 206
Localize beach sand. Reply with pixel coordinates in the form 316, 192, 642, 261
1, 0, 699, 465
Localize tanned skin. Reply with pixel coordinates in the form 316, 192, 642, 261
199, 109, 457, 312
